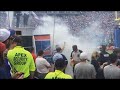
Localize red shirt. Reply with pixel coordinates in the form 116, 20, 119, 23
0, 42, 6, 54
31, 52, 37, 62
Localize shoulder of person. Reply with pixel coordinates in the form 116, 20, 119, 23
35, 57, 40, 60
79, 50, 83, 53
64, 74, 72, 79
53, 53, 58, 57
45, 72, 55, 79
70, 51, 74, 56
24, 49, 31, 54
103, 65, 109, 69
7, 49, 13, 53
43, 58, 48, 61
61, 53, 65, 57
74, 63, 80, 68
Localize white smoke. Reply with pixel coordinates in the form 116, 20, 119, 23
33, 15, 104, 76
6, 11, 14, 28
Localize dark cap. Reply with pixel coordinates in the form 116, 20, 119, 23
12, 36, 22, 44
9, 29, 15, 36
55, 58, 66, 69
109, 53, 118, 63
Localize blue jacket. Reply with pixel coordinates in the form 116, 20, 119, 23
0, 59, 11, 79
4, 59, 11, 78
0, 66, 9, 79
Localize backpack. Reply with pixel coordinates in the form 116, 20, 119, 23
70, 50, 83, 58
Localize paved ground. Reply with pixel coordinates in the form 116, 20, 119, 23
65, 59, 73, 77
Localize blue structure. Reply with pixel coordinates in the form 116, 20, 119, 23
114, 26, 120, 48
34, 34, 53, 64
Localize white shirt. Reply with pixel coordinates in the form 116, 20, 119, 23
104, 64, 120, 79
71, 50, 81, 61
35, 56, 51, 73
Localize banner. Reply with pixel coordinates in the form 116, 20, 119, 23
34, 34, 51, 56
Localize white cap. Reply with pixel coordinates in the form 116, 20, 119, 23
0, 29, 10, 42
80, 52, 88, 60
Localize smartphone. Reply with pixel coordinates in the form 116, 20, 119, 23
20, 73, 24, 75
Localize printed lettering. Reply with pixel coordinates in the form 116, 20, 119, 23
13, 53, 27, 65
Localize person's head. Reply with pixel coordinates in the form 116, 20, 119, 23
11, 36, 22, 48
117, 60, 120, 67
109, 53, 118, 64
91, 51, 100, 60
0, 29, 11, 42
100, 45, 106, 52
0, 29, 11, 48
0, 28, 15, 49
108, 43, 114, 47
80, 52, 88, 62
56, 47, 62, 53
55, 44, 59, 48
55, 58, 66, 71
72, 45, 78, 52
113, 48, 120, 57
0, 42, 6, 65
37, 50, 44, 57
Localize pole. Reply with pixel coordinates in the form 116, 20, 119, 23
7, 11, 10, 28
52, 15, 55, 53
115, 11, 118, 20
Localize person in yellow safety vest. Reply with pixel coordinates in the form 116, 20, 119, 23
7, 36, 36, 79
45, 58, 72, 79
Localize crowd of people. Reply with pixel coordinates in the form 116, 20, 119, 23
1, 28, 120, 79
1, 11, 120, 79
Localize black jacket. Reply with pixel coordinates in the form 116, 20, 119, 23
91, 60, 100, 73
97, 51, 110, 65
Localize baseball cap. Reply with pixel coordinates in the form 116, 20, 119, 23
12, 36, 22, 44
109, 53, 118, 63
0, 42, 6, 54
9, 29, 15, 36
55, 58, 66, 68
0, 29, 10, 42
80, 52, 88, 60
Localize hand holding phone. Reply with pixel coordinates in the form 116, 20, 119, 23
12, 72, 24, 79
